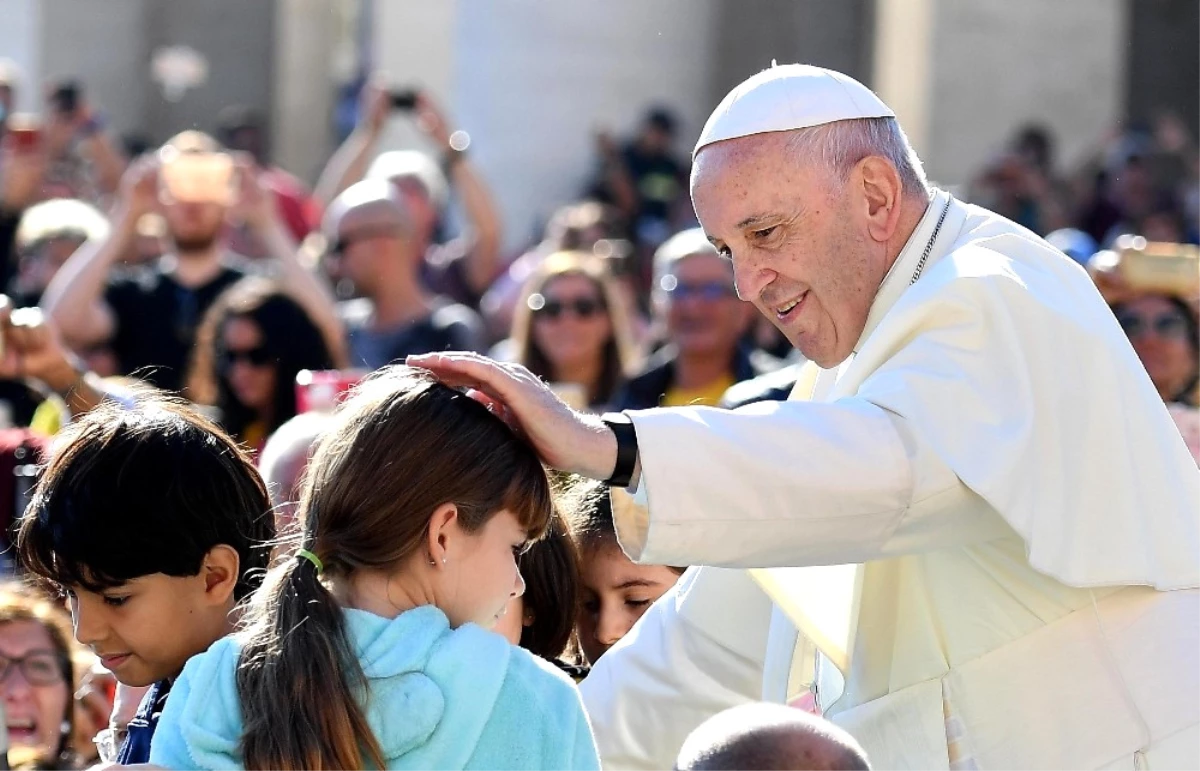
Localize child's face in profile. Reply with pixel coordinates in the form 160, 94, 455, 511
64, 549, 239, 687
576, 540, 681, 665
494, 595, 526, 646
438, 509, 529, 632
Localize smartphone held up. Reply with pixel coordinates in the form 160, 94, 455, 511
157, 146, 236, 206
390, 88, 418, 111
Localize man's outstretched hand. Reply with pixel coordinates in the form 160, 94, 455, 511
406, 352, 619, 480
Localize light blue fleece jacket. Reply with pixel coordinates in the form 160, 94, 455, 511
148, 605, 600, 770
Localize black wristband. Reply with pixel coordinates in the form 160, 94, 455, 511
601, 412, 638, 487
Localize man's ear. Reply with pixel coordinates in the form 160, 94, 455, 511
857, 156, 904, 244
201, 544, 241, 605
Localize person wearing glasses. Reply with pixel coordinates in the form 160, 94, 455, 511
613, 228, 778, 410
0, 582, 83, 769
323, 181, 486, 371
509, 252, 639, 412
1089, 238, 1199, 462
187, 277, 338, 454
1090, 241, 1199, 408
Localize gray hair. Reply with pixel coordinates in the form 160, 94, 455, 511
653, 227, 726, 289
786, 117, 928, 197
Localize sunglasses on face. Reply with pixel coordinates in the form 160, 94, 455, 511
329, 226, 404, 256
528, 293, 606, 320
1115, 310, 1189, 341
219, 345, 274, 369
0, 650, 64, 686
659, 275, 738, 301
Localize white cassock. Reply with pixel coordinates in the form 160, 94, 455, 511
579, 188, 1200, 770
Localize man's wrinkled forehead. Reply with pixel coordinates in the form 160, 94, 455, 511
691, 131, 796, 194
690, 132, 814, 235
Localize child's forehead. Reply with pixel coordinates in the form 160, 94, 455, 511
64, 572, 153, 594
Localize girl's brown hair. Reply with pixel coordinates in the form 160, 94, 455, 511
516, 513, 581, 661
566, 478, 686, 575
511, 252, 639, 408
235, 366, 553, 770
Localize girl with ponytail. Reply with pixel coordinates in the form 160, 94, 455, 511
148, 366, 600, 770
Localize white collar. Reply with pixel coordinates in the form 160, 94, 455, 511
852, 188, 955, 355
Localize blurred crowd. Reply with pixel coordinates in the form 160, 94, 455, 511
0, 59, 1194, 769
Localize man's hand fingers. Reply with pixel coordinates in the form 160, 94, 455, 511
465, 389, 521, 433
407, 352, 530, 402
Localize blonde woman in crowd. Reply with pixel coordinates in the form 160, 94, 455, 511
509, 252, 639, 412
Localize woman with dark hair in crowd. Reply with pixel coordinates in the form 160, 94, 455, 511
509, 252, 638, 411
1113, 291, 1199, 405
495, 513, 586, 678
189, 277, 340, 453
0, 582, 83, 770
1090, 238, 1200, 462
566, 480, 685, 667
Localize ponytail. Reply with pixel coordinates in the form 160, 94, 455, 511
234, 368, 554, 768
236, 553, 384, 770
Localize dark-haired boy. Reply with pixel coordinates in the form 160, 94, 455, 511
15, 396, 274, 764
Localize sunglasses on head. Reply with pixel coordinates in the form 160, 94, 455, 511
659, 276, 738, 301
329, 226, 404, 256
1115, 309, 1189, 341
219, 345, 274, 369
528, 293, 606, 320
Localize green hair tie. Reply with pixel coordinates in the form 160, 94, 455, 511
296, 549, 324, 574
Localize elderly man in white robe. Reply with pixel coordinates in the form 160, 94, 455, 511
410, 64, 1200, 770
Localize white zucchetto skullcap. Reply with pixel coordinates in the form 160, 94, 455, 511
695, 63, 894, 158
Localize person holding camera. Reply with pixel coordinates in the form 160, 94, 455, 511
314, 78, 503, 309
38, 80, 126, 206
0, 297, 106, 422
40, 132, 343, 393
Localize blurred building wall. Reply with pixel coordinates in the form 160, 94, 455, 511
876, 0, 1127, 187
709, 0, 875, 107
143, 0, 276, 146
3, 0, 279, 155
0, 0, 43, 114
273, 0, 338, 182
2, 0, 1195, 249
1126, 0, 1199, 138
375, 0, 720, 248
39, 0, 152, 144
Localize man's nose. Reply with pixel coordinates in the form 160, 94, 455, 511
733, 254, 776, 303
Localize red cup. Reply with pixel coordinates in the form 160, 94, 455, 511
295, 369, 367, 413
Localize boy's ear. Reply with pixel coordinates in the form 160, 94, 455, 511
201, 545, 241, 605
